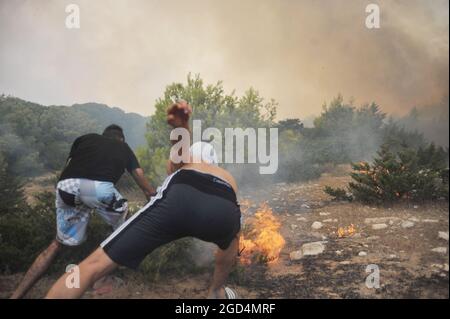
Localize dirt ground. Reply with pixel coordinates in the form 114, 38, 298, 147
1, 172, 448, 299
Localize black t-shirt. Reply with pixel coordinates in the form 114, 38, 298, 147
59, 133, 141, 184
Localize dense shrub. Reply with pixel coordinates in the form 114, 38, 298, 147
0, 191, 113, 273
325, 143, 449, 204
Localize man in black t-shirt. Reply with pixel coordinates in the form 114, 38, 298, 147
11, 124, 156, 299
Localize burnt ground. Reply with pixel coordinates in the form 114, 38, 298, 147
1, 172, 448, 299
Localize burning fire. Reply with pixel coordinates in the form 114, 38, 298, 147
239, 201, 286, 265
336, 224, 356, 238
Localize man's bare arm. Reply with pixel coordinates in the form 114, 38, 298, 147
131, 168, 156, 200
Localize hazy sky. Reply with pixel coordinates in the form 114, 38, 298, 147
0, 0, 448, 119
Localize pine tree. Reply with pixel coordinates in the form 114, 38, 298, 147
325, 143, 449, 203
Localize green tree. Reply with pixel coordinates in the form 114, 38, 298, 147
138, 74, 277, 185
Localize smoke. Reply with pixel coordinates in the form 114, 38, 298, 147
0, 0, 448, 120
396, 95, 450, 147
188, 239, 216, 268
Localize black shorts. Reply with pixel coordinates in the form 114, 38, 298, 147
101, 169, 241, 269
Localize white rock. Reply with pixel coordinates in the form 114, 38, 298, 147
319, 212, 330, 216
364, 217, 400, 224
431, 247, 448, 254
290, 224, 298, 230
422, 219, 439, 223
401, 221, 415, 228
367, 236, 380, 241
289, 250, 303, 261
296, 217, 307, 222
445, 264, 449, 272
311, 221, 323, 230
389, 254, 397, 259
323, 219, 333, 223
372, 223, 388, 230
301, 204, 311, 209
438, 231, 449, 241
301, 242, 326, 256
408, 217, 420, 222
289, 242, 326, 260
358, 251, 367, 257
335, 250, 343, 255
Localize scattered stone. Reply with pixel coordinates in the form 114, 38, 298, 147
323, 218, 333, 223
367, 236, 380, 241
422, 219, 439, 223
408, 217, 420, 222
340, 261, 351, 265
289, 241, 326, 260
364, 217, 400, 224
319, 212, 330, 216
431, 264, 445, 270
401, 221, 415, 229
335, 250, 343, 256
311, 221, 323, 230
358, 251, 367, 257
290, 224, 298, 230
413, 205, 419, 209
301, 204, 311, 209
289, 250, 303, 261
389, 254, 397, 259
372, 223, 388, 230
431, 247, 448, 254
438, 231, 449, 241
445, 264, 449, 272
296, 217, 307, 222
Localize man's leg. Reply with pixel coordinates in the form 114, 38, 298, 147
207, 237, 239, 299
46, 247, 117, 299
10, 239, 62, 299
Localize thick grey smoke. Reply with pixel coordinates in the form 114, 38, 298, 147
0, 0, 448, 120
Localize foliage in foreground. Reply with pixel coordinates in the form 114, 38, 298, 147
325, 143, 449, 204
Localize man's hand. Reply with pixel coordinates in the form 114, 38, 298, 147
167, 100, 192, 128
131, 168, 156, 201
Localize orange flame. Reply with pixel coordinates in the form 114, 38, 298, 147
336, 224, 356, 238
239, 202, 286, 265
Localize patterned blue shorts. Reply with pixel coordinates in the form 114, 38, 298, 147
55, 178, 128, 246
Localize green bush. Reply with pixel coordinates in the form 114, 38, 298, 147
0, 184, 199, 278
0, 191, 112, 273
139, 238, 199, 282
325, 143, 449, 204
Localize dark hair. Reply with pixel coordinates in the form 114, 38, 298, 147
102, 124, 125, 141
